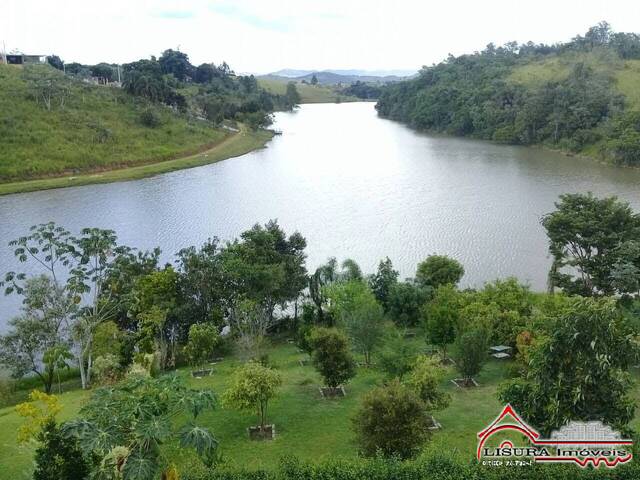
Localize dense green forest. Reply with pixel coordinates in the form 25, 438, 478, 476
0, 49, 298, 182
376, 22, 640, 165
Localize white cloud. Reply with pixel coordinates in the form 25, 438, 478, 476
2, 0, 639, 73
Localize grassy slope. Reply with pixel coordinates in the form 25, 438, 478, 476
3, 339, 640, 479
0, 127, 273, 195
0, 66, 272, 189
258, 77, 359, 104
509, 50, 640, 110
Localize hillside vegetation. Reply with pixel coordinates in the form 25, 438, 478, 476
377, 22, 640, 165
0, 49, 291, 185
0, 65, 227, 181
258, 77, 359, 103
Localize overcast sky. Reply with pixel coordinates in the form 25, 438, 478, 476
2, 1, 639, 74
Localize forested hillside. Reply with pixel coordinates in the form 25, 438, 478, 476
0, 50, 295, 183
376, 22, 640, 165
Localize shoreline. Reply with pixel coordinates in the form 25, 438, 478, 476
0, 127, 274, 196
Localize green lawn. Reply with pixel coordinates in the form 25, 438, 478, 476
3, 340, 640, 479
258, 78, 359, 104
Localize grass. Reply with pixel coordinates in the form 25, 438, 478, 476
508, 50, 640, 110
4, 339, 639, 479
258, 77, 359, 104
0, 338, 514, 479
0, 65, 270, 187
0, 127, 273, 195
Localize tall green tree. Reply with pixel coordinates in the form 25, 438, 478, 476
542, 193, 640, 296
499, 297, 637, 435
369, 257, 399, 311
285, 81, 301, 107
415, 255, 464, 289
0, 276, 73, 393
422, 284, 461, 361
221, 221, 307, 321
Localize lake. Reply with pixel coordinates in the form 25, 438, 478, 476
1, 102, 640, 329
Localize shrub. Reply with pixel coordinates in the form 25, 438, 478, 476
405, 355, 450, 411
308, 328, 356, 389
34, 419, 89, 480
352, 379, 431, 459
139, 107, 162, 128
93, 354, 121, 385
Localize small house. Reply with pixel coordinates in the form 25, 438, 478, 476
2, 53, 48, 65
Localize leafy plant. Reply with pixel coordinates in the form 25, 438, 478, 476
63, 375, 218, 479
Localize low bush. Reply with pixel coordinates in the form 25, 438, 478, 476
182, 453, 640, 480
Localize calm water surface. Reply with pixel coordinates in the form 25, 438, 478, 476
2, 102, 640, 328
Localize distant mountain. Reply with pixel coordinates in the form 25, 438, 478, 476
261, 68, 416, 85
270, 69, 314, 78
269, 68, 417, 79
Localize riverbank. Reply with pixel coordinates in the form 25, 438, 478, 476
0, 127, 274, 196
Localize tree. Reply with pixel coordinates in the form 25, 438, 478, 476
69, 228, 122, 389
368, 257, 399, 311
3, 223, 129, 389
378, 330, 420, 380
285, 81, 301, 107
131, 267, 180, 369
415, 255, 464, 289
310, 74, 318, 85
542, 193, 640, 296
222, 361, 282, 434
47, 55, 64, 71
195, 63, 218, 83
307, 257, 340, 325
342, 288, 385, 366
185, 323, 220, 370
22, 66, 70, 110
228, 299, 274, 361
90, 63, 114, 82
43, 344, 74, 394
0, 276, 72, 393
422, 284, 461, 361
176, 239, 225, 328
309, 328, 356, 391
352, 379, 431, 459
454, 326, 488, 387
499, 297, 637, 435
158, 49, 193, 81
387, 282, 430, 327
221, 221, 307, 322
63, 375, 218, 477
405, 355, 450, 411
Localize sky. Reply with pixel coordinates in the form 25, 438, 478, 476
2, 0, 640, 74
